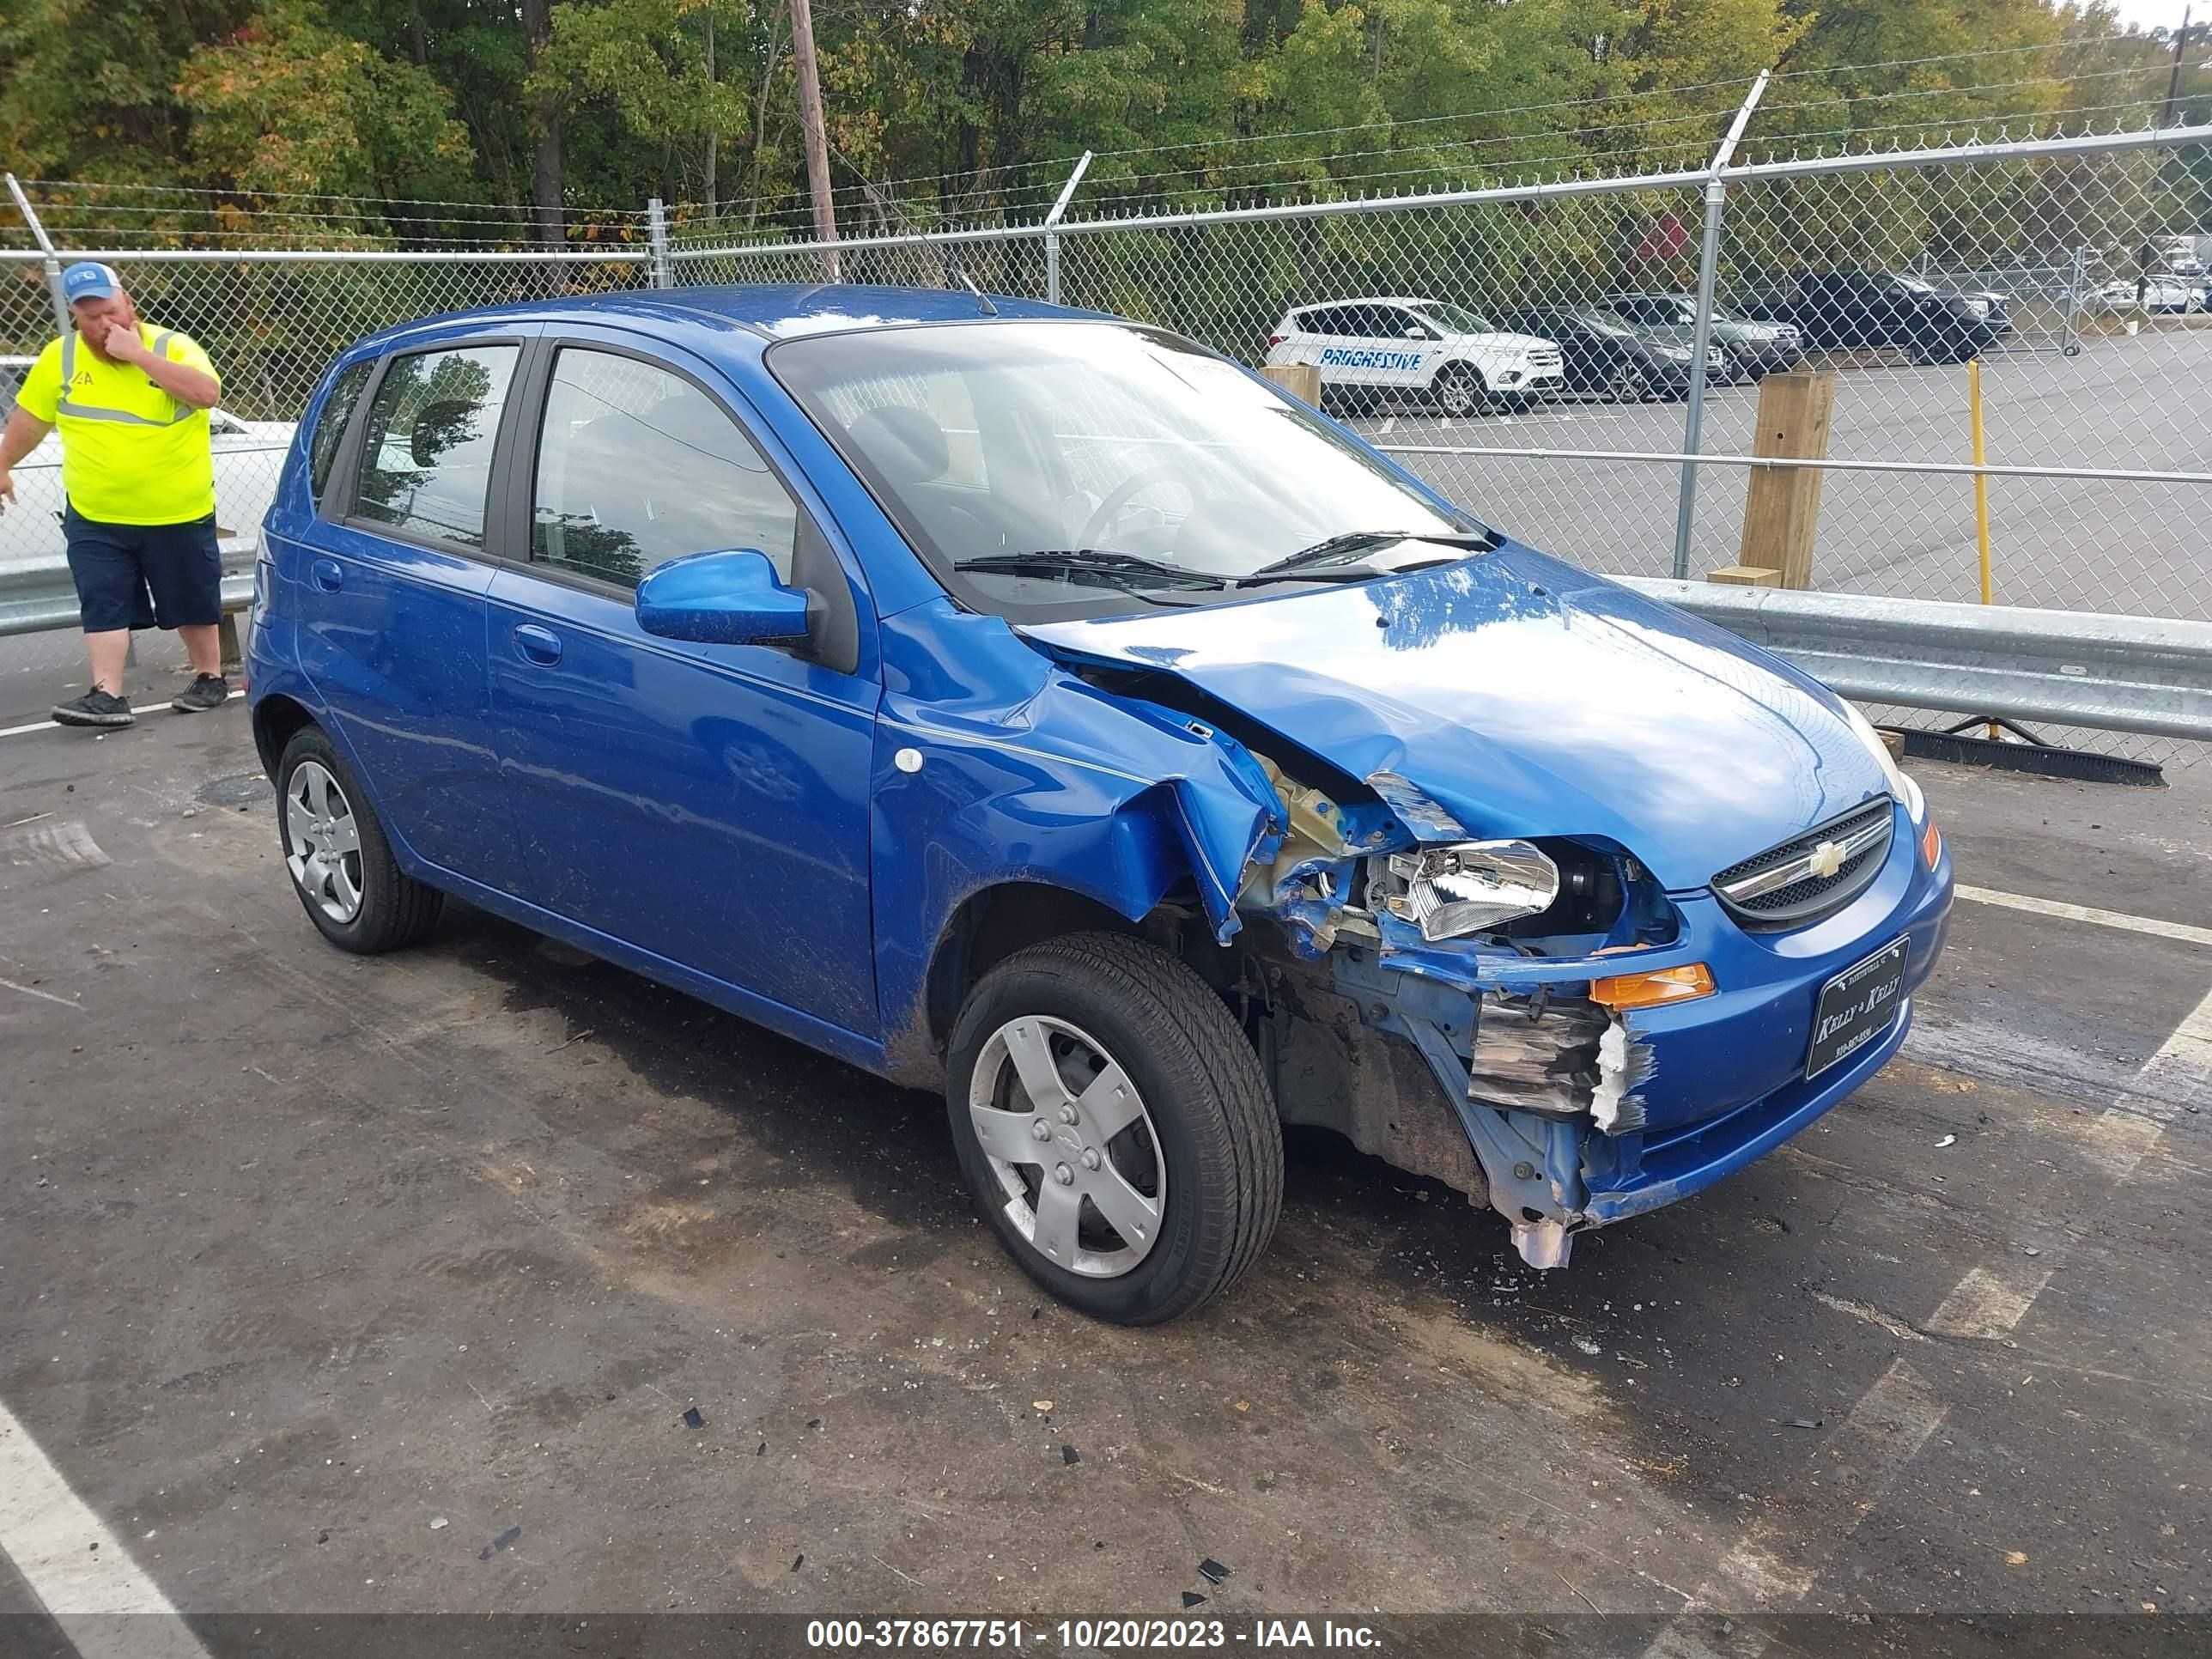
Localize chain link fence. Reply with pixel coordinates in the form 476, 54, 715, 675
4, 118, 2209, 754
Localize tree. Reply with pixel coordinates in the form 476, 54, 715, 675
177, 3, 477, 210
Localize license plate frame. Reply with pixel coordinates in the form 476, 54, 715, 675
1805, 939, 1910, 1080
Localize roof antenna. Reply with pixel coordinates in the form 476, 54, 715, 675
958, 273, 999, 316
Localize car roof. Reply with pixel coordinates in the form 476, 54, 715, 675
351, 284, 1104, 356
1290, 296, 1438, 309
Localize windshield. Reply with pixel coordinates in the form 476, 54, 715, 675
771, 321, 1482, 620
1413, 301, 1497, 335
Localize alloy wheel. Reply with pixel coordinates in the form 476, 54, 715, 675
967, 1015, 1166, 1279
284, 759, 364, 924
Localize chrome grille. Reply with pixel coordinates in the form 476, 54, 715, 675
1712, 799, 1895, 930
1528, 348, 1563, 370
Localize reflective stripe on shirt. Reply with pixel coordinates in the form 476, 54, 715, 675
54, 330, 196, 427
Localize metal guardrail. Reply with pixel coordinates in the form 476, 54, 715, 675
1620, 579, 2212, 742
3, 544, 2199, 744
0, 537, 257, 638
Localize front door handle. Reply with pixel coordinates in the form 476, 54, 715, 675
310, 559, 343, 592
512, 623, 564, 666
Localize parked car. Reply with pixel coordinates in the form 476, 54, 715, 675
1495, 306, 1722, 401
247, 287, 1952, 1322
2094, 276, 2203, 315
0, 351, 294, 563
1735, 270, 2004, 362
1265, 297, 1564, 415
1936, 284, 2017, 337
1606, 294, 1804, 380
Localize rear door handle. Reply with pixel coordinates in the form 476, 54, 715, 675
310, 559, 343, 592
512, 623, 563, 666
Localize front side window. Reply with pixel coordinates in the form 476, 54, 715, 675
772, 320, 1482, 623
531, 348, 798, 590
353, 343, 518, 548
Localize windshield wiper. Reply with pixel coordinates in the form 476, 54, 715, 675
954, 549, 1236, 589
1243, 529, 1496, 581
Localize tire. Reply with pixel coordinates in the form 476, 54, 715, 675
1431, 364, 1489, 418
946, 933, 1283, 1325
1601, 361, 1650, 404
276, 725, 443, 954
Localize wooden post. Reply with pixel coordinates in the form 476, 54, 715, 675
1728, 370, 1836, 589
1261, 362, 1322, 405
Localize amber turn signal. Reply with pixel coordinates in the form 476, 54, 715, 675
1920, 817, 1942, 868
1589, 962, 1716, 1012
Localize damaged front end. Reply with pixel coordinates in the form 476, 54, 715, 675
1030, 657, 1680, 1270
1222, 759, 1677, 1268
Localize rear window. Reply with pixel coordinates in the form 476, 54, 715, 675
308, 359, 373, 505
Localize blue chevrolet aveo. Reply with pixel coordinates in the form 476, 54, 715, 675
247, 285, 1952, 1322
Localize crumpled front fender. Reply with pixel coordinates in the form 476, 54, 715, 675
871, 601, 1285, 1080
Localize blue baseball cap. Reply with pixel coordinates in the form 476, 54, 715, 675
62, 262, 123, 304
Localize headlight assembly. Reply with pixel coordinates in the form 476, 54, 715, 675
1385, 840, 1559, 941
1841, 702, 1924, 822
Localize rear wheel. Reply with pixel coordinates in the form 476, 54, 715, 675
1432, 364, 1489, 418
1602, 361, 1650, 403
276, 726, 442, 954
946, 933, 1283, 1324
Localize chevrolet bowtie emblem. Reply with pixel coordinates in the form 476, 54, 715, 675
1808, 840, 1845, 879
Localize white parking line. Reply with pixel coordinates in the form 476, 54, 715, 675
1923, 1265, 2055, 1338
1954, 884, 2212, 947
1641, 1359, 1948, 1650
0, 690, 244, 741
0, 1395, 212, 1658
1919, 984, 2208, 1340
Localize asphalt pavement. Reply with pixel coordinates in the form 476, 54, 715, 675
0, 703, 2206, 1656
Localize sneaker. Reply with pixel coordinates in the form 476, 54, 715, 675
171, 673, 230, 714
52, 689, 137, 728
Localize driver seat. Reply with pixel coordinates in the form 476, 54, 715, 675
843, 404, 996, 556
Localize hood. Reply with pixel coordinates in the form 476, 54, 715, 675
1023, 543, 1891, 893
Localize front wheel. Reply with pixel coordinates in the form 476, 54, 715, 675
1431, 364, 1489, 418
276, 726, 443, 953
946, 933, 1283, 1324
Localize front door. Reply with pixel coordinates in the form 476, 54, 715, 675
485, 334, 880, 1036
290, 334, 531, 890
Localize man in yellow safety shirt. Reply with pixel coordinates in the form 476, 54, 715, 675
0, 261, 229, 728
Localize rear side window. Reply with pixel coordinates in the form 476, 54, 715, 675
530, 347, 798, 589
352, 343, 520, 549
307, 359, 372, 505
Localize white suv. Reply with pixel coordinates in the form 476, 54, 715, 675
1265, 297, 1565, 416
0, 354, 294, 568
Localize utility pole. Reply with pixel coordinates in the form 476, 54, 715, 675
2160, 7, 2192, 126
787, 0, 841, 280
703, 4, 716, 220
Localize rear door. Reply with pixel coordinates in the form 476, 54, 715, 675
289, 330, 533, 890
484, 329, 881, 1034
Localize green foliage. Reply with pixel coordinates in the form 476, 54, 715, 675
0, 0, 2193, 245
178, 3, 476, 202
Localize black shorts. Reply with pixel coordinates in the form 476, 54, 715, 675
64, 506, 223, 633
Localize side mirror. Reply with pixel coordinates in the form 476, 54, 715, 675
635, 548, 811, 646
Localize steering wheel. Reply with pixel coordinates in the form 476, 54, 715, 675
1078, 465, 1193, 549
